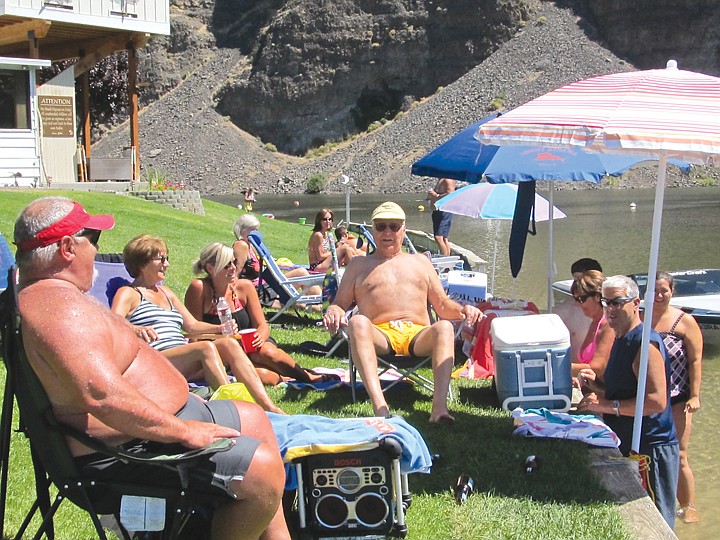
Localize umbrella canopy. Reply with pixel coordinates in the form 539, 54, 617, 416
411, 113, 690, 184
476, 60, 720, 454
435, 182, 566, 293
435, 181, 567, 220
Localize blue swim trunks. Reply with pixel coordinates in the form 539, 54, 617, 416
432, 210, 453, 237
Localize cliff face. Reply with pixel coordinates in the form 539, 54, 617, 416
586, 0, 720, 74
213, 0, 530, 155
92, 0, 719, 195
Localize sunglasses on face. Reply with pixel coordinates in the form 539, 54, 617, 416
573, 293, 595, 304
322, 217, 333, 222
601, 296, 635, 308
224, 259, 238, 270
152, 255, 170, 264
374, 222, 403, 233
75, 228, 101, 248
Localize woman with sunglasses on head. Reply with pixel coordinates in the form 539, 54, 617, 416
111, 235, 284, 414
184, 243, 339, 386
570, 270, 615, 379
643, 271, 703, 524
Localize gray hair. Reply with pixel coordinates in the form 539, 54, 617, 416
602, 275, 640, 299
192, 242, 235, 277
14, 196, 74, 270
233, 214, 260, 239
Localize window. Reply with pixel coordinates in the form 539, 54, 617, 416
43, 0, 74, 10
0, 69, 30, 130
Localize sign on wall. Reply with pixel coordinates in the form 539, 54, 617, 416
38, 95, 74, 137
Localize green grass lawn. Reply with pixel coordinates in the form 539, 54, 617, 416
0, 191, 631, 539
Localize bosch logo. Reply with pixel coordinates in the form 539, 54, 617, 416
334, 458, 362, 467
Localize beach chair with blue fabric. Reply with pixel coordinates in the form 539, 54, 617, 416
0, 232, 14, 294
89, 253, 133, 306
247, 231, 325, 322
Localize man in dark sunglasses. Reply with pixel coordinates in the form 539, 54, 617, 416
323, 201, 483, 425
576, 275, 679, 528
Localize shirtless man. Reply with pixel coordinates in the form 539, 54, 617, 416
13, 197, 289, 540
427, 177, 456, 256
323, 201, 482, 424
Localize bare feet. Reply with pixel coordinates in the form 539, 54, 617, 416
429, 412, 456, 425
677, 506, 700, 523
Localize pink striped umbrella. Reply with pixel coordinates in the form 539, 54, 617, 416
476, 60, 720, 453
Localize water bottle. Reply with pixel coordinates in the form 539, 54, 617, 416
525, 455, 540, 475
453, 474, 474, 504
216, 296, 234, 337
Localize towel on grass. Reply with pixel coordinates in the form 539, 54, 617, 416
268, 413, 432, 489
511, 407, 620, 448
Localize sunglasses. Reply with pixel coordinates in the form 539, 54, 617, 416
374, 222, 403, 233
600, 296, 635, 308
224, 258, 238, 270
152, 255, 170, 264
573, 293, 595, 304
75, 228, 101, 248
321, 217, 333, 222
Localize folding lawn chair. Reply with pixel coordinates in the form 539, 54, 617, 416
90, 253, 133, 306
247, 231, 325, 322
0, 268, 231, 540
0, 232, 13, 294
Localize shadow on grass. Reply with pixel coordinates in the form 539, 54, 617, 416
272, 376, 617, 508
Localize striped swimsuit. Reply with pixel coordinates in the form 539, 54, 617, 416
127, 287, 187, 352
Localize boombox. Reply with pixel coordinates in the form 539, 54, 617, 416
292, 438, 410, 539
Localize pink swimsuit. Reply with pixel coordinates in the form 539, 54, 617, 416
578, 316, 605, 364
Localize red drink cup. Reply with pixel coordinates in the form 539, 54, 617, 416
238, 328, 259, 353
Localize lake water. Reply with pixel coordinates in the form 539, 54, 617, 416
210, 186, 720, 539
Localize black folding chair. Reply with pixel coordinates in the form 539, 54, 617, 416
0, 268, 230, 540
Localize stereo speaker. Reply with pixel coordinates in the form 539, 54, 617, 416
293, 438, 409, 539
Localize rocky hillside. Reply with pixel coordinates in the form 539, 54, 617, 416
93, 0, 720, 195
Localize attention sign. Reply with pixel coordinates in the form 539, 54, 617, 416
38, 95, 74, 137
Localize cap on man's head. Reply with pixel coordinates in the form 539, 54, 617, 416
371, 201, 405, 221
16, 201, 115, 252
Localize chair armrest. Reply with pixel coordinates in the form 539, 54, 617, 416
53, 417, 234, 464
285, 274, 325, 287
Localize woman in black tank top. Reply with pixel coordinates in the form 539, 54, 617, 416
185, 243, 340, 385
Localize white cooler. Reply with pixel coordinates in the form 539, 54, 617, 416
446, 270, 487, 305
490, 313, 572, 412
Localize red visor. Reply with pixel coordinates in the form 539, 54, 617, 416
16, 202, 115, 252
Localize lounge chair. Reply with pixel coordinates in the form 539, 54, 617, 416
247, 231, 325, 322
0, 232, 13, 294
0, 268, 230, 540
89, 253, 133, 306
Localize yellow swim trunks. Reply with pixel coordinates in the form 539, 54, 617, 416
373, 320, 428, 356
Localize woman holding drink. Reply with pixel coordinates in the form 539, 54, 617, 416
184, 243, 339, 386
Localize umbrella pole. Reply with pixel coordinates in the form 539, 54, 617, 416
631, 153, 668, 454
548, 181, 555, 313
491, 222, 499, 296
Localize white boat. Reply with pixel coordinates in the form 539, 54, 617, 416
552, 269, 720, 348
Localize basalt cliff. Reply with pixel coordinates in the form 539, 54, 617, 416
93, 0, 720, 195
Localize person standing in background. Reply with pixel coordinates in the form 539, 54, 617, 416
427, 178, 456, 256
244, 188, 256, 212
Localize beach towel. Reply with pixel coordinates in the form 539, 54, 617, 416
267, 413, 432, 489
511, 407, 620, 448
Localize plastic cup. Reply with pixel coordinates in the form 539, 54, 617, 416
238, 328, 259, 353
298, 217, 306, 225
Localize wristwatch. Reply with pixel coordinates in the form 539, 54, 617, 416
611, 400, 621, 416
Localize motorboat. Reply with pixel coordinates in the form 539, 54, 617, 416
552, 269, 720, 348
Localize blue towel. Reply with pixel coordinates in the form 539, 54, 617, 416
268, 413, 432, 488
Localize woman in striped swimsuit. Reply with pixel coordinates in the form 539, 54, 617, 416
111, 234, 284, 414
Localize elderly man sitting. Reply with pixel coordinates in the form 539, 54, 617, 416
13, 197, 290, 540
323, 202, 483, 424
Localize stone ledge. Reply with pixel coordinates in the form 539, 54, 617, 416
129, 190, 205, 215
588, 447, 677, 539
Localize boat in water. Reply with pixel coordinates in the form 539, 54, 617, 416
552, 269, 720, 348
